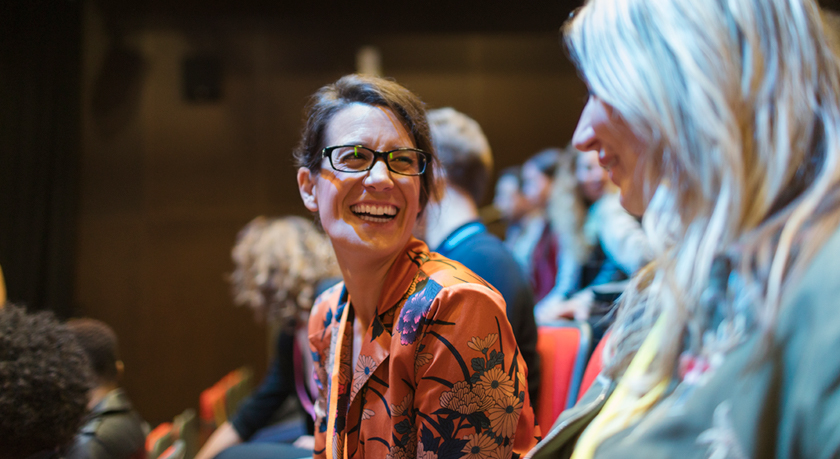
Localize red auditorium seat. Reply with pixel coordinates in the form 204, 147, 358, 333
535, 320, 592, 431
578, 330, 610, 401
146, 422, 173, 459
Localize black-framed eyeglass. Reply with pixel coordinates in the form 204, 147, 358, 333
321, 145, 428, 176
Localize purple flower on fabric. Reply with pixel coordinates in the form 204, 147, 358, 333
397, 277, 442, 345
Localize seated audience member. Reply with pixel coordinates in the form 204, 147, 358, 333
420, 106, 541, 403
0, 304, 91, 459
535, 146, 651, 325
513, 149, 562, 301
493, 166, 529, 241
195, 216, 340, 459
295, 74, 539, 459
527, 0, 840, 457
65, 318, 147, 459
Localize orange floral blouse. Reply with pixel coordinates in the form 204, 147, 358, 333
308, 238, 541, 459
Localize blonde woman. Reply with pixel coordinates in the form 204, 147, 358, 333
197, 216, 340, 459
528, 0, 840, 458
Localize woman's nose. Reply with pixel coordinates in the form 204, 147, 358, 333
364, 159, 395, 190
572, 97, 600, 153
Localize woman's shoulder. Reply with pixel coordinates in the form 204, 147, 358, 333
421, 252, 503, 298
308, 281, 345, 332
395, 252, 505, 321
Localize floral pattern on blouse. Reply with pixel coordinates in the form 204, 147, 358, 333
309, 238, 540, 459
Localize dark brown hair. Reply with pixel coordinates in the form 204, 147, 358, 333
525, 148, 562, 178
293, 74, 440, 211
67, 318, 120, 382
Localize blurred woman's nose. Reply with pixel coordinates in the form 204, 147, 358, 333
364, 159, 395, 190
573, 97, 600, 153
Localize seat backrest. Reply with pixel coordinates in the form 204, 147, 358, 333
225, 366, 253, 416
535, 320, 592, 431
146, 422, 174, 459
157, 439, 185, 459
199, 384, 226, 428
199, 366, 254, 443
173, 408, 199, 459
578, 330, 610, 402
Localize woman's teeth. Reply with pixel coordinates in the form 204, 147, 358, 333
350, 204, 398, 222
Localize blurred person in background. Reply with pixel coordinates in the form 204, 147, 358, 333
419, 106, 541, 404
296, 74, 539, 459
535, 146, 650, 329
513, 149, 562, 301
0, 304, 91, 459
528, 0, 840, 457
65, 318, 148, 459
196, 216, 340, 459
493, 166, 530, 242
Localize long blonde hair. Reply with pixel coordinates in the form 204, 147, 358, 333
547, 146, 589, 266
229, 216, 341, 327
565, 0, 840, 382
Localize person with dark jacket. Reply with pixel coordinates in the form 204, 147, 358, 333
65, 318, 147, 459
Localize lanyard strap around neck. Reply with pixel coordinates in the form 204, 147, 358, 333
325, 302, 352, 459
437, 221, 485, 254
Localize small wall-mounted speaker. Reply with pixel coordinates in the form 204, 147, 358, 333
182, 55, 222, 102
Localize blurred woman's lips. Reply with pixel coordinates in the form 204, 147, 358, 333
598, 150, 616, 170
350, 203, 399, 223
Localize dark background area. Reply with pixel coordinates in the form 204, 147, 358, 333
1, 0, 838, 426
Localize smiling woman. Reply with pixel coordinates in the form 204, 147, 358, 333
526, 0, 840, 458
294, 74, 540, 459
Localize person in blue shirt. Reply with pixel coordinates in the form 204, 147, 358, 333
418, 107, 540, 403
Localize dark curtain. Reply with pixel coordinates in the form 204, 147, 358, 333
0, 1, 81, 317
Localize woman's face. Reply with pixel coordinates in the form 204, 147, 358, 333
297, 103, 422, 262
572, 95, 651, 216
521, 162, 552, 211
494, 175, 526, 221
576, 149, 608, 203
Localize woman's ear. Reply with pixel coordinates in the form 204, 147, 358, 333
298, 167, 319, 212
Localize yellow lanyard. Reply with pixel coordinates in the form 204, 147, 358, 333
571, 312, 670, 459
326, 302, 352, 459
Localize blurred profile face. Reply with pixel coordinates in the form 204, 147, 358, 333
521, 162, 552, 211
572, 95, 651, 216
494, 175, 527, 221
297, 103, 422, 262
576, 149, 608, 203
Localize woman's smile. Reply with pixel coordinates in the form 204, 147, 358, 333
350, 202, 399, 223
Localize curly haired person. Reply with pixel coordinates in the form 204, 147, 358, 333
0, 304, 91, 459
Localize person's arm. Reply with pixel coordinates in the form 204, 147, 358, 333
412, 285, 540, 459
534, 289, 595, 323
194, 422, 243, 459
195, 329, 299, 459
596, 194, 652, 275
227, 330, 296, 440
